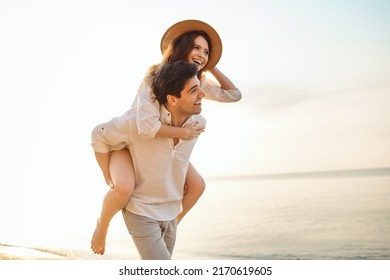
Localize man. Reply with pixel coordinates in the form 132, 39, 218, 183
91, 61, 206, 259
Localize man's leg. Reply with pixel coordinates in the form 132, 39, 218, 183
122, 210, 177, 260
162, 218, 178, 256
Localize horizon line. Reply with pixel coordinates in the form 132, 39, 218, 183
206, 167, 390, 181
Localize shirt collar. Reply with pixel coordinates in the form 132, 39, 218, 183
160, 104, 193, 127
160, 105, 173, 126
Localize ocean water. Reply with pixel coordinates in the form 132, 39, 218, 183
2, 171, 390, 260
99, 171, 390, 260
175, 174, 390, 260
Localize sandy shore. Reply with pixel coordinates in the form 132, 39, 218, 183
0, 243, 71, 260
0, 243, 138, 260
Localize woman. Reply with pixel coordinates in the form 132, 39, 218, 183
91, 20, 241, 255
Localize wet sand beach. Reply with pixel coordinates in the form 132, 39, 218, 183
0, 243, 70, 260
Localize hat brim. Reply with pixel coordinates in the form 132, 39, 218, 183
160, 19, 222, 70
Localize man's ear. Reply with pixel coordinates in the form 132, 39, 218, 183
167, 95, 177, 106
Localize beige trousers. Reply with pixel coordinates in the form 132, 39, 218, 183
122, 209, 178, 260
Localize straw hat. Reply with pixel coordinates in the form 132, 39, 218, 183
160, 19, 222, 70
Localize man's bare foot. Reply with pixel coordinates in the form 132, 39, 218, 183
91, 219, 107, 255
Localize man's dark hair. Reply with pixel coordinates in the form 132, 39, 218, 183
152, 61, 198, 104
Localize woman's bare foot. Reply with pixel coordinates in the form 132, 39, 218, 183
91, 219, 107, 255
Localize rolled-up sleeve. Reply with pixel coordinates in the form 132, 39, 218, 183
136, 80, 162, 139
201, 78, 242, 102
91, 115, 131, 153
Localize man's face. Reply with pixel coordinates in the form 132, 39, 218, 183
175, 76, 205, 116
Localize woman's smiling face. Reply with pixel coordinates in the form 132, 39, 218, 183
187, 36, 209, 71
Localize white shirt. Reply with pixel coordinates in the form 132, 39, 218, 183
91, 105, 206, 221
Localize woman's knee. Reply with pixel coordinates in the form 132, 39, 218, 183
188, 175, 206, 197
197, 177, 206, 195
109, 149, 135, 202
186, 164, 206, 196
112, 180, 133, 200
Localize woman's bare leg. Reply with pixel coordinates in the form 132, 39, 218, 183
91, 149, 135, 255
178, 163, 206, 223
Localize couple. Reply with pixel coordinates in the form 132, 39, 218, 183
90, 20, 241, 260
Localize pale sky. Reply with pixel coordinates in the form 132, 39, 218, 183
0, 0, 389, 244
